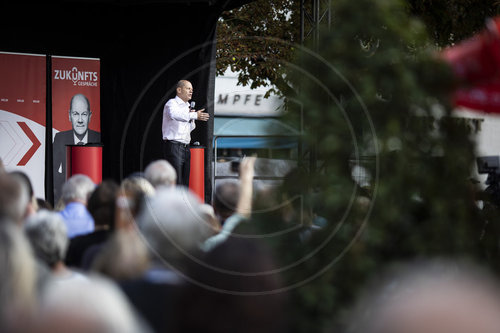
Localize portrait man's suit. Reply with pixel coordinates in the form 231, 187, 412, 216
53, 129, 101, 202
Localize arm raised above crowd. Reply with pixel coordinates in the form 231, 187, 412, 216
236, 156, 256, 219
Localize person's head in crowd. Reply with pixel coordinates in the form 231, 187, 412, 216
0, 173, 30, 225
138, 187, 211, 266
87, 180, 119, 230
34, 275, 150, 333
0, 219, 38, 329
200, 203, 221, 236
120, 176, 155, 206
68, 93, 92, 140
61, 174, 95, 206
345, 259, 500, 333
9, 171, 34, 200
213, 180, 240, 225
144, 159, 177, 189
179, 238, 289, 333
91, 178, 152, 281
36, 198, 53, 211
91, 228, 150, 281
0, 158, 5, 174
10, 170, 38, 217
24, 210, 70, 273
116, 176, 155, 230
278, 167, 316, 226
53, 197, 65, 212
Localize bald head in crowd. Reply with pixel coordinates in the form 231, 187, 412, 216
346, 259, 500, 333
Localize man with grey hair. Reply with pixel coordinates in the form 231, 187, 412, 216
25, 210, 87, 282
59, 174, 96, 238
144, 159, 177, 189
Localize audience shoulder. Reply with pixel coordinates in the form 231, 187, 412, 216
39, 275, 150, 333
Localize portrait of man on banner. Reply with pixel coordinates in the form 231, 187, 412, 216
53, 93, 100, 202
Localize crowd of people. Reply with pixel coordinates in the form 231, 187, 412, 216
0, 156, 290, 332
2, 156, 500, 332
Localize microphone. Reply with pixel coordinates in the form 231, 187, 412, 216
190, 101, 195, 111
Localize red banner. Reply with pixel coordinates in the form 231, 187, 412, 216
52, 56, 101, 202
441, 17, 500, 113
0, 52, 46, 198
453, 82, 500, 114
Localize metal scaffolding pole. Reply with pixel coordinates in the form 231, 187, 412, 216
300, 0, 331, 172
300, 0, 332, 45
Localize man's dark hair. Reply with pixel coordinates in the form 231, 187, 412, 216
0, 174, 28, 223
87, 180, 119, 229
9, 171, 34, 199
36, 198, 53, 211
213, 181, 240, 224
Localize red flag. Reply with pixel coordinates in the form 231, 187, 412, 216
453, 81, 500, 113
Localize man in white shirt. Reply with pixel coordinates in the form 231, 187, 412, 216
162, 80, 209, 186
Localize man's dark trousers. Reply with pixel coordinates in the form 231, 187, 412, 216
163, 140, 190, 187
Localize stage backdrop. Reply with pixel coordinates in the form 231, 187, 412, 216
51, 56, 101, 202
0, 52, 46, 198
1, 0, 252, 203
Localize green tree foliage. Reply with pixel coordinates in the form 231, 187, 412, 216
217, 0, 500, 94
408, 0, 500, 46
216, 0, 300, 96
238, 0, 500, 332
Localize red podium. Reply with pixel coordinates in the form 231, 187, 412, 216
189, 146, 205, 202
66, 144, 103, 184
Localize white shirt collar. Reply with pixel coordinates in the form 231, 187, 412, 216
74, 131, 88, 144
174, 95, 189, 106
